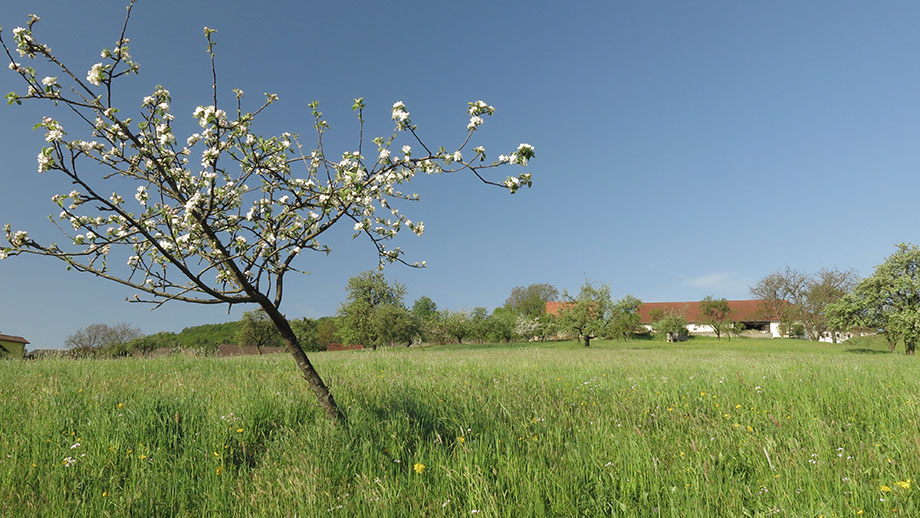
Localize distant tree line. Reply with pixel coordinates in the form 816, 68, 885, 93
54, 242, 920, 359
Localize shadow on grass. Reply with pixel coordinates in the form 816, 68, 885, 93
362, 389, 456, 441
844, 348, 890, 355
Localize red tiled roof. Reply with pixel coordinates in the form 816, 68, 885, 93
546, 299, 782, 323
637, 300, 780, 324
545, 301, 574, 316
0, 334, 29, 344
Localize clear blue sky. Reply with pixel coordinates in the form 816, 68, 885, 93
2, 1, 919, 349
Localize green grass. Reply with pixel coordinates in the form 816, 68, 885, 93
1, 337, 918, 516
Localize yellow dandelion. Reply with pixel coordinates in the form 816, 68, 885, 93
457, 436, 465, 443
117, 402, 124, 408
896, 479, 911, 490
236, 428, 243, 433
216, 467, 222, 475
138, 454, 147, 460
413, 463, 425, 474
857, 510, 864, 516
880, 485, 891, 492
774, 474, 780, 479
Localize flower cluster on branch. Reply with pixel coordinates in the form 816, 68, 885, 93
0, 7, 534, 311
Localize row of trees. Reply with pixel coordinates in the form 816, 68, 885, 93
71, 244, 920, 358
60, 312, 341, 358
335, 274, 651, 348
335, 272, 560, 347
749, 244, 920, 354
750, 267, 859, 342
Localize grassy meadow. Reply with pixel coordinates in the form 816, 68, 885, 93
1, 336, 919, 517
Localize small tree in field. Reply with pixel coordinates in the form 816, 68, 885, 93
726, 321, 745, 340
557, 281, 613, 347
338, 271, 413, 349
0, 6, 534, 424
442, 310, 472, 344
237, 309, 279, 354
654, 313, 688, 342
699, 296, 731, 340
608, 295, 642, 341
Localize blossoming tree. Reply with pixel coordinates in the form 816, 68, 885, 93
0, 4, 534, 424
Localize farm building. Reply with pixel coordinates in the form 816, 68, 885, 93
636, 300, 782, 337
545, 300, 784, 338
0, 334, 29, 359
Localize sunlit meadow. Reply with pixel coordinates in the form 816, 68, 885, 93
1, 337, 918, 516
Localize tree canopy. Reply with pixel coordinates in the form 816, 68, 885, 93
237, 309, 280, 354
0, 7, 534, 423
751, 267, 858, 341
338, 271, 413, 348
556, 281, 613, 347
65, 322, 142, 354
828, 243, 920, 354
699, 296, 731, 340
504, 283, 558, 318
608, 295, 642, 341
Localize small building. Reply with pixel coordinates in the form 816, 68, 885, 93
545, 300, 785, 338
637, 300, 782, 338
0, 334, 29, 359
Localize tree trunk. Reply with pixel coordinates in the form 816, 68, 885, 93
583, 335, 590, 347
262, 303, 345, 425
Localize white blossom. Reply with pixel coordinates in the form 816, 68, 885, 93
36, 151, 52, 172
11, 230, 29, 246
86, 63, 105, 86
135, 185, 148, 205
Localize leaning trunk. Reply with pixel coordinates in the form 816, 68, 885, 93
262, 304, 345, 424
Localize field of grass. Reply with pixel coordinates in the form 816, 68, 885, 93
1, 336, 918, 516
